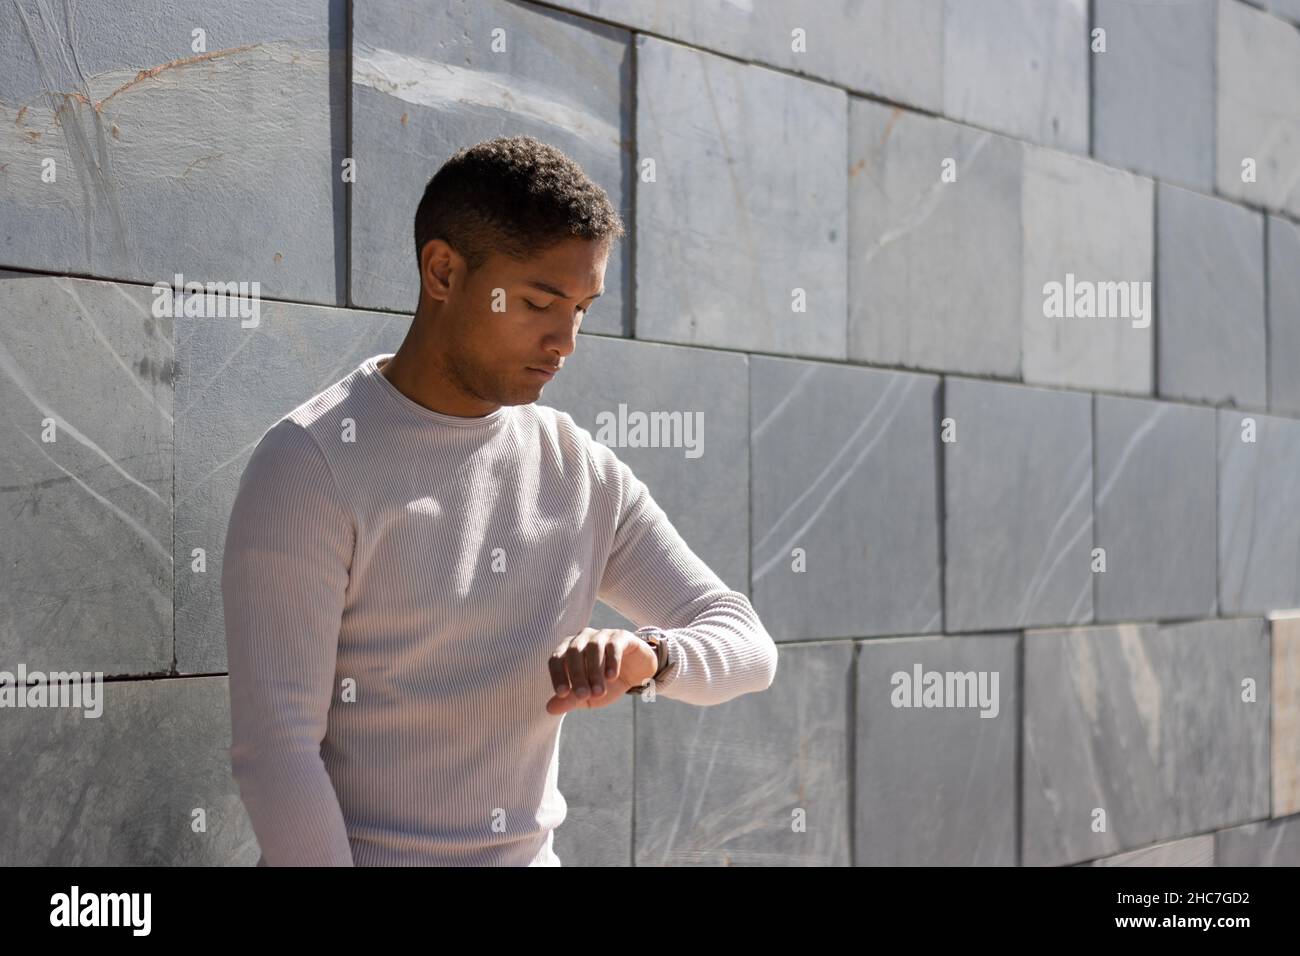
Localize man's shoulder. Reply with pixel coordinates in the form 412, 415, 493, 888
525, 402, 605, 462
284, 365, 369, 437
246, 367, 370, 474
526, 403, 633, 492
527, 401, 579, 435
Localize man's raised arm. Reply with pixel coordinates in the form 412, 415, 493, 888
222, 419, 356, 865
586, 430, 779, 706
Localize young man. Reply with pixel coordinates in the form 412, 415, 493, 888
222, 135, 778, 866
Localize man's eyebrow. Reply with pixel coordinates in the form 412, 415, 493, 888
525, 280, 604, 299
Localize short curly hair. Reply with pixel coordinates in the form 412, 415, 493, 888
413, 135, 625, 275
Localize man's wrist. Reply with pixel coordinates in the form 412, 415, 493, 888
627, 626, 672, 694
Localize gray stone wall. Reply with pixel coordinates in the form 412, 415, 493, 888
1, 0, 1298, 866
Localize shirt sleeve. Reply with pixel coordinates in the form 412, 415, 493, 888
221, 419, 356, 865
585, 430, 778, 706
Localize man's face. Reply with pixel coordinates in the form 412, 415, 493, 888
433, 237, 607, 408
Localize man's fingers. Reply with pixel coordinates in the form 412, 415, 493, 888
566, 639, 592, 699
585, 637, 607, 697
549, 633, 579, 697
547, 629, 636, 712
604, 638, 622, 682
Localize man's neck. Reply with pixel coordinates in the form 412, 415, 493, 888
377, 349, 500, 418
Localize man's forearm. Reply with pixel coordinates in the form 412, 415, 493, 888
230, 737, 355, 866
645, 590, 779, 706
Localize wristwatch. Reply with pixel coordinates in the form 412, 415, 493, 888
626, 626, 672, 695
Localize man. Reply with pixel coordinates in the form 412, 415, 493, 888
222, 135, 778, 866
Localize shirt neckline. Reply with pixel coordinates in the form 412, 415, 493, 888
361, 353, 512, 429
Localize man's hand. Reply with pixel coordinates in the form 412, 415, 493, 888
545, 627, 657, 715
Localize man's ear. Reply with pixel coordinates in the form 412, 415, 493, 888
418, 239, 457, 303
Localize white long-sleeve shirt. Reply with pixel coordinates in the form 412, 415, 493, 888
221, 352, 778, 866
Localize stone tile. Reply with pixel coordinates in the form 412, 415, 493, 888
1021, 147, 1154, 394
535, 0, 945, 111
848, 99, 1022, 378
1268, 215, 1300, 416
944, 378, 1093, 632
1092, 0, 1215, 191
0, 676, 256, 865
1093, 395, 1217, 623
536, 333, 749, 633
1218, 409, 1300, 614
0, 273, 172, 675
350, 0, 631, 335
855, 634, 1018, 865
555, 702, 632, 865
175, 304, 408, 673
749, 356, 942, 640
0, 0, 347, 304
942, 0, 1089, 153
635, 36, 847, 358
1216, 0, 1300, 217
1088, 834, 1214, 866
1261, 0, 1300, 25
1156, 183, 1266, 407
851, 103, 1155, 391
1216, 814, 1300, 865
1022, 619, 1270, 866
1272, 615, 1300, 817
633, 641, 852, 865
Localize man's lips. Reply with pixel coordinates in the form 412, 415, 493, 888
527, 365, 559, 379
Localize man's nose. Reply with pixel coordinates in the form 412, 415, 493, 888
549, 317, 580, 358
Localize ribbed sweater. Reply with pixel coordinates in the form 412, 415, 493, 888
221, 352, 779, 866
